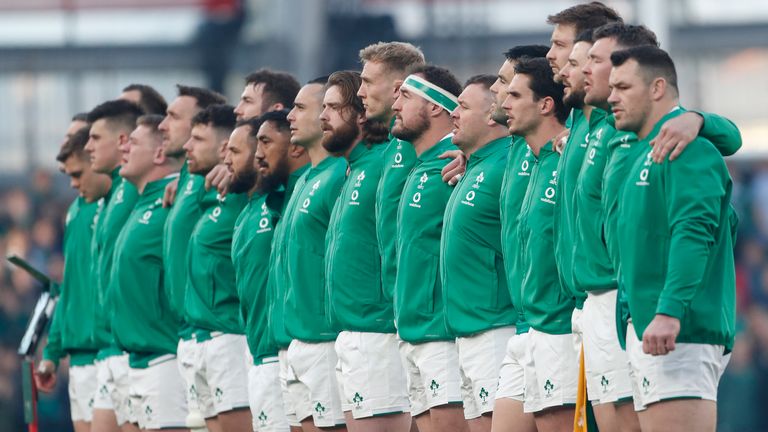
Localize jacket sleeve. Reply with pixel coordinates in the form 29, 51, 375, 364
694, 111, 742, 157
656, 139, 727, 319
42, 291, 65, 367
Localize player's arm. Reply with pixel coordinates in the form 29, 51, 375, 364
37, 297, 64, 392
650, 111, 742, 162
205, 163, 232, 195
162, 177, 179, 207
439, 149, 466, 185
644, 142, 726, 355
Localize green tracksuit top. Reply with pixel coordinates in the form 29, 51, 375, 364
395, 135, 456, 343
326, 142, 391, 333
616, 110, 737, 350
44, 198, 100, 366
376, 136, 417, 303
500, 137, 536, 333
518, 142, 575, 335
554, 109, 589, 308
267, 165, 309, 349
163, 162, 205, 339
233, 191, 284, 364
441, 137, 515, 337
111, 176, 180, 368
571, 108, 619, 293
283, 156, 346, 342
92, 169, 139, 353
184, 187, 247, 334
602, 109, 743, 284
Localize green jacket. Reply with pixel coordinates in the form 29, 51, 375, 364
572, 108, 618, 293
233, 191, 284, 364
500, 137, 536, 333
267, 165, 309, 348
44, 198, 100, 366
282, 157, 346, 342
111, 176, 180, 368
616, 109, 737, 349
326, 143, 391, 333
441, 137, 515, 337
395, 136, 456, 343
92, 169, 139, 355
184, 187, 247, 334
554, 108, 589, 308
518, 142, 575, 335
163, 162, 206, 339
376, 137, 417, 303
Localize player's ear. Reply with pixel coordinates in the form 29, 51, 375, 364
539, 96, 555, 117
650, 77, 667, 102
153, 143, 166, 165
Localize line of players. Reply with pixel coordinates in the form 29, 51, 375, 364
36, 2, 741, 432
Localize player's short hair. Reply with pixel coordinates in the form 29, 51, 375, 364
235, 117, 263, 149
87, 99, 144, 133
308, 75, 330, 86
176, 85, 227, 109
326, 71, 365, 116
593, 23, 659, 49
575, 29, 595, 44
504, 45, 550, 62
258, 109, 291, 134
122, 84, 168, 115
514, 57, 569, 124
191, 104, 237, 134
359, 41, 426, 76
547, 2, 623, 36
406, 64, 463, 98
244, 69, 301, 110
464, 74, 497, 92
71, 112, 89, 123
611, 46, 678, 94
136, 114, 165, 137
57, 126, 90, 163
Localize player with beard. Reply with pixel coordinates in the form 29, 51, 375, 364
181, 104, 250, 432
580, 24, 742, 431
205, 69, 301, 196
609, 46, 736, 432
110, 114, 187, 431
228, 113, 297, 432
356, 42, 425, 324
83, 99, 144, 432
440, 75, 513, 432
38, 123, 112, 432
391, 65, 464, 432
157, 85, 226, 429
501, 58, 574, 432
279, 77, 347, 432
319, 71, 407, 432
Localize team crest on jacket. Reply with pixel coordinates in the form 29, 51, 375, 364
636, 151, 653, 187
409, 173, 429, 208
257, 202, 272, 234
541, 170, 557, 205
461, 171, 485, 207
349, 171, 365, 206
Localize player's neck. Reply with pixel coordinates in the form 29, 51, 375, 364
465, 127, 508, 157
526, 118, 565, 157
306, 140, 330, 167
413, 119, 453, 157
638, 99, 679, 140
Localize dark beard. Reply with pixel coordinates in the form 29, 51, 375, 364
491, 106, 508, 127
392, 107, 430, 142
257, 157, 289, 195
321, 116, 360, 155
564, 89, 586, 110
229, 165, 258, 194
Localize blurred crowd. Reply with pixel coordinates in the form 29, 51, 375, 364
0, 160, 767, 431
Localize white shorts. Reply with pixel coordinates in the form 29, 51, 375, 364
93, 354, 134, 425
496, 332, 530, 402
582, 290, 633, 404
177, 337, 206, 428
523, 328, 579, 413
248, 360, 290, 432
278, 349, 301, 427
128, 356, 188, 429
178, 333, 250, 418
335, 331, 410, 419
399, 340, 463, 416
287, 340, 345, 427
68, 363, 97, 422
456, 327, 515, 419
626, 322, 731, 411
571, 307, 584, 354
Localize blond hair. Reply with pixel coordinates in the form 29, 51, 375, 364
359, 41, 425, 76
